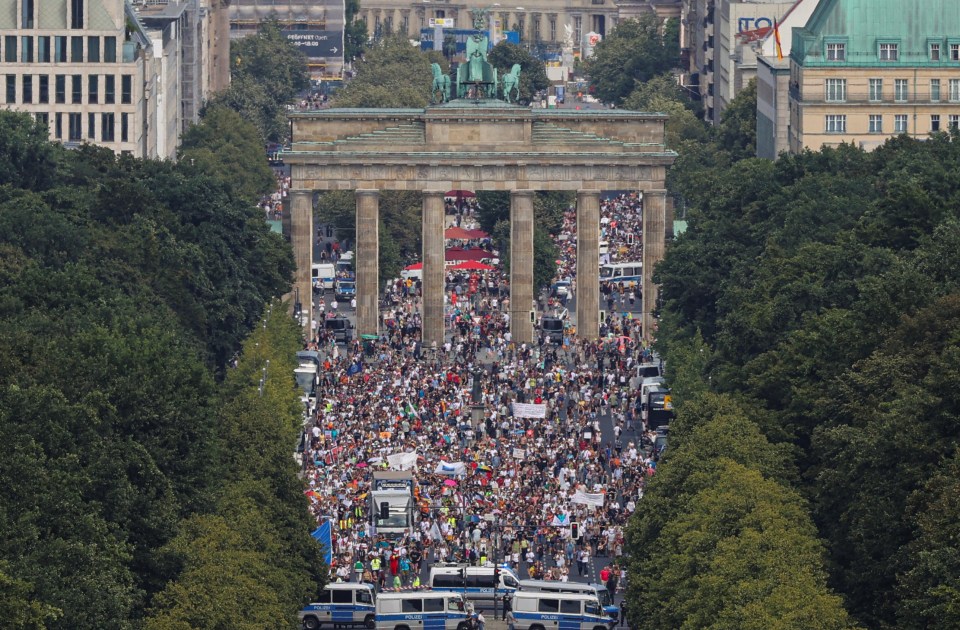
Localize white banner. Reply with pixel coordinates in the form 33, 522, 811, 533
550, 513, 571, 527
512, 447, 526, 460
512, 402, 547, 418
572, 491, 605, 507
387, 452, 418, 471
434, 461, 467, 476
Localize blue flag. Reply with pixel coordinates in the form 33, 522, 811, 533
346, 362, 362, 376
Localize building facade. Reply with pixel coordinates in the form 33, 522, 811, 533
787, 0, 960, 153
0, 0, 226, 159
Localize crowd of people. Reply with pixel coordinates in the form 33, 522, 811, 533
260, 169, 291, 221
299, 194, 661, 605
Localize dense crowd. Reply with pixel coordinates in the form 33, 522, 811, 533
301, 195, 660, 598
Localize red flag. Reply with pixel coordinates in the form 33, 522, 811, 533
774, 19, 784, 61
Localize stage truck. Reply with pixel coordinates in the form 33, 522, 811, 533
370, 471, 418, 539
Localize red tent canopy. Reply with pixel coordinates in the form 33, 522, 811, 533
451, 261, 495, 271
403, 262, 423, 270
445, 190, 476, 198
444, 226, 475, 240
465, 229, 489, 239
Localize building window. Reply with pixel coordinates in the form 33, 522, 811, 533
88, 37, 100, 63
952, 44, 960, 61
101, 113, 115, 141
825, 78, 846, 102
105, 75, 115, 104
21, 0, 35, 28
894, 114, 907, 133
35, 112, 48, 128
68, 113, 81, 141
54, 36, 67, 62
869, 78, 883, 101
931, 79, 941, 102
950, 78, 960, 102
825, 114, 846, 133
88, 74, 98, 104
70, 0, 84, 29
573, 16, 582, 45
71, 36, 83, 62
55, 113, 62, 139
21, 36, 34, 62
879, 42, 898, 61
71, 74, 82, 104
38, 35, 50, 62
87, 112, 95, 139
121, 75, 132, 104
931, 114, 940, 132
5, 75, 16, 104
868, 114, 882, 133
550, 17, 556, 42
894, 78, 908, 102
104, 37, 116, 63
55, 74, 65, 103
22, 75, 32, 103
826, 43, 845, 61
38, 74, 48, 103
950, 115, 959, 130
930, 43, 941, 61
4, 36, 16, 62
121, 112, 128, 142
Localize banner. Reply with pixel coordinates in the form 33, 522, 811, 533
387, 452, 418, 471
572, 491, 605, 507
430, 521, 444, 541
512, 447, 526, 460
283, 30, 344, 59
310, 519, 333, 564
550, 513, 571, 527
434, 461, 467, 476
512, 402, 547, 418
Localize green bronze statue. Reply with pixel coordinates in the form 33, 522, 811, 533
431, 63, 451, 103
501, 63, 521, 103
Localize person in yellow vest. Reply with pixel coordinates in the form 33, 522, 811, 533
412, 575, 421, 588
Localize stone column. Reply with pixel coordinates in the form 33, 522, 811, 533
290, 189, 313, 335
510, 190, 535, 344
355, 190, 380, 338
642, 189, 667, 341
576, 190, 601, 340
422, 190, 446, 347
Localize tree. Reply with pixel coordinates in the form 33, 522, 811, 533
716, 79, 758, 159
0, 111, 59, 192
344, 0, 368, 61
623, 74, 709, 147
487, 42, 550, 104
586, 16, 678, 104
333, 35, 435, 108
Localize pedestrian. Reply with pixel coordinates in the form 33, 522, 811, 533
506, 608, 516, 630
476, 611, 486, 630
619, 599, 628, 628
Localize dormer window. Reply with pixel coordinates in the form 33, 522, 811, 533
826, 43, 845, 61
930, 43, 941, 61
879, 42, 898, 61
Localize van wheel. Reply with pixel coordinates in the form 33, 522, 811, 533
595, 626, 609, 630
531, 625, 545, 630
303, 617, 321, 630
365, 616, 376, 629
396, 625, 411, 630
457, 623, 471, 630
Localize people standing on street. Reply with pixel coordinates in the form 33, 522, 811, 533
476, 611, 486, 630
506, 607, 516, 630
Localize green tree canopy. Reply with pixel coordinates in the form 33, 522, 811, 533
333, 35, 435, 108
487, 41, 550, 104
586, 15, 678, 104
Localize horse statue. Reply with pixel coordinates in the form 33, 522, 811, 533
431, 63, 451, 103
502, 64, 521, 103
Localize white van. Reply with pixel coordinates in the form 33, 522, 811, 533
300, 583, 376, 630
375, 591, 471, 630
511, 592, 614, 630
517, 581, 618, 622
428, 564, 520, 605
313, 263, 336, 291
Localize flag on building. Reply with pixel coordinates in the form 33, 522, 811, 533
773, 19, 784, 60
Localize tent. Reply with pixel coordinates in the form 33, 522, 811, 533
444, 226, 476, 240
445, 189, 476, 198
445, 248, 492, 262
403, 262, 423, 270
450, 261, 495, 271
465, 228, 489, 239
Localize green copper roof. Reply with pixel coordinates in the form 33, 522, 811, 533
793, 0, 960, 66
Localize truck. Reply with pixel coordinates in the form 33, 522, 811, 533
370, 471, 418, 540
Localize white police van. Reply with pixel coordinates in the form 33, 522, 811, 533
511, 592, 614, 630
375, 590, 472, 630
517, 580, 619, 622
300, 583, 377, 630
428, 563, 520, 606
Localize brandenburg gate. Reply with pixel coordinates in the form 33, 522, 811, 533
284, 101, 675, 344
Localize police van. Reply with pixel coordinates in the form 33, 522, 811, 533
428, 563, 520, 605
511, 592, 614, 630
517, 581, 619, 622
375, 590, 472, 630
299, 583, 376, 630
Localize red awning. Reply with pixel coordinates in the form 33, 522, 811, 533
450, 261, 495, 271
445, 248, 492, 262
444, 226, 476, 240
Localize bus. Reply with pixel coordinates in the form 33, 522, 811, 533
599, 262, 642, 288
511, 592, 614, 630
375, 591, 472, 630
516, 581, 618, 622
300, 583, 377, 630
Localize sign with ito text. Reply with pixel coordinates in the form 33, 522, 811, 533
283, 30, 344, 59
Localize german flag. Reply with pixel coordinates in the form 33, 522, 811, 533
774, 18, 784, 60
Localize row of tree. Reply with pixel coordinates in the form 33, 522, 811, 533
0, 106, 322, 627
643, 90, 960, 628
